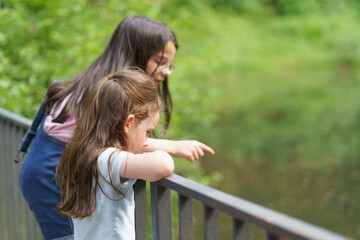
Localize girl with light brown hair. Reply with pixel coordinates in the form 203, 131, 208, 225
56, 69, 174, 239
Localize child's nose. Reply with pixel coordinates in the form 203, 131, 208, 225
161, 68, 171, 76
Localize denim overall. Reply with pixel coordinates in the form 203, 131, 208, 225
19, 118, 74, 240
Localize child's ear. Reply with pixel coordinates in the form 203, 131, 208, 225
124, 114, 135, 134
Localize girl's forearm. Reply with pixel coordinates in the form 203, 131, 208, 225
142, 138, 215, 162
142, 138, 176, 155
123, 150, 174, 181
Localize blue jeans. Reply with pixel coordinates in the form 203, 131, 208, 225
19, 119, 73, 240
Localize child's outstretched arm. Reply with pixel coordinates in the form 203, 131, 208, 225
121, 150, 174, 182
143, 138, 215, 162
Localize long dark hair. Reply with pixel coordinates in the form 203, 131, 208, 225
43, 15, 178, 130
57, 69, 162, 218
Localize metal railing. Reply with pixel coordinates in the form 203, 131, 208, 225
0, 107, 41, 239
0, 107, 354, 240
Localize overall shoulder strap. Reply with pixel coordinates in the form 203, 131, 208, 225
15, 100, 45, 163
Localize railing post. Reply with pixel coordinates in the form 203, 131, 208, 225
233, 218, 248, 240
266, 232, 280, 240
150, 182, 172, 240
134, 180, 147, 240
204, 205, 219, 240
178, 194, 194, 240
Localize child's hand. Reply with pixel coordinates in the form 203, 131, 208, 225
143, 138, 215, 162
172, 140, 215, 162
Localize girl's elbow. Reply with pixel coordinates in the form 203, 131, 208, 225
151, 153, 174, 181
156, 159, 174, 180
162, 152, 174, 175
163, 160, 174, 176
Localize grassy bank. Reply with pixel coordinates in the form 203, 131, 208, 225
169, 8, 360, 238
171, 9, 360, 167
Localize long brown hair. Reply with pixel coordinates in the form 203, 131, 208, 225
44, 15, 178, 130
56, 69, 161, 219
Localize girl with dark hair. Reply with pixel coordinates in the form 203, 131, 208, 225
19, 15, 214, 240
57, 69, 174, 240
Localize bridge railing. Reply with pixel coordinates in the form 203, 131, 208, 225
0, 107, 354, 240
0, 107, 41, 239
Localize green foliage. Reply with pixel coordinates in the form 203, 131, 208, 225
1, 0, 360, 174
199, 0, 360, 15
2, 1, 360, 237
0, 0, 220, 182
0, 0, 164, 117
186, 9, 360, 166
208, 0, 268, 14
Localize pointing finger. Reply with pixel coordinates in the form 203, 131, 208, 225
199, 142, 215, 155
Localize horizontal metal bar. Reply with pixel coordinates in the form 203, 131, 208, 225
0, 108, 32, 128
154, 174, 354, 240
